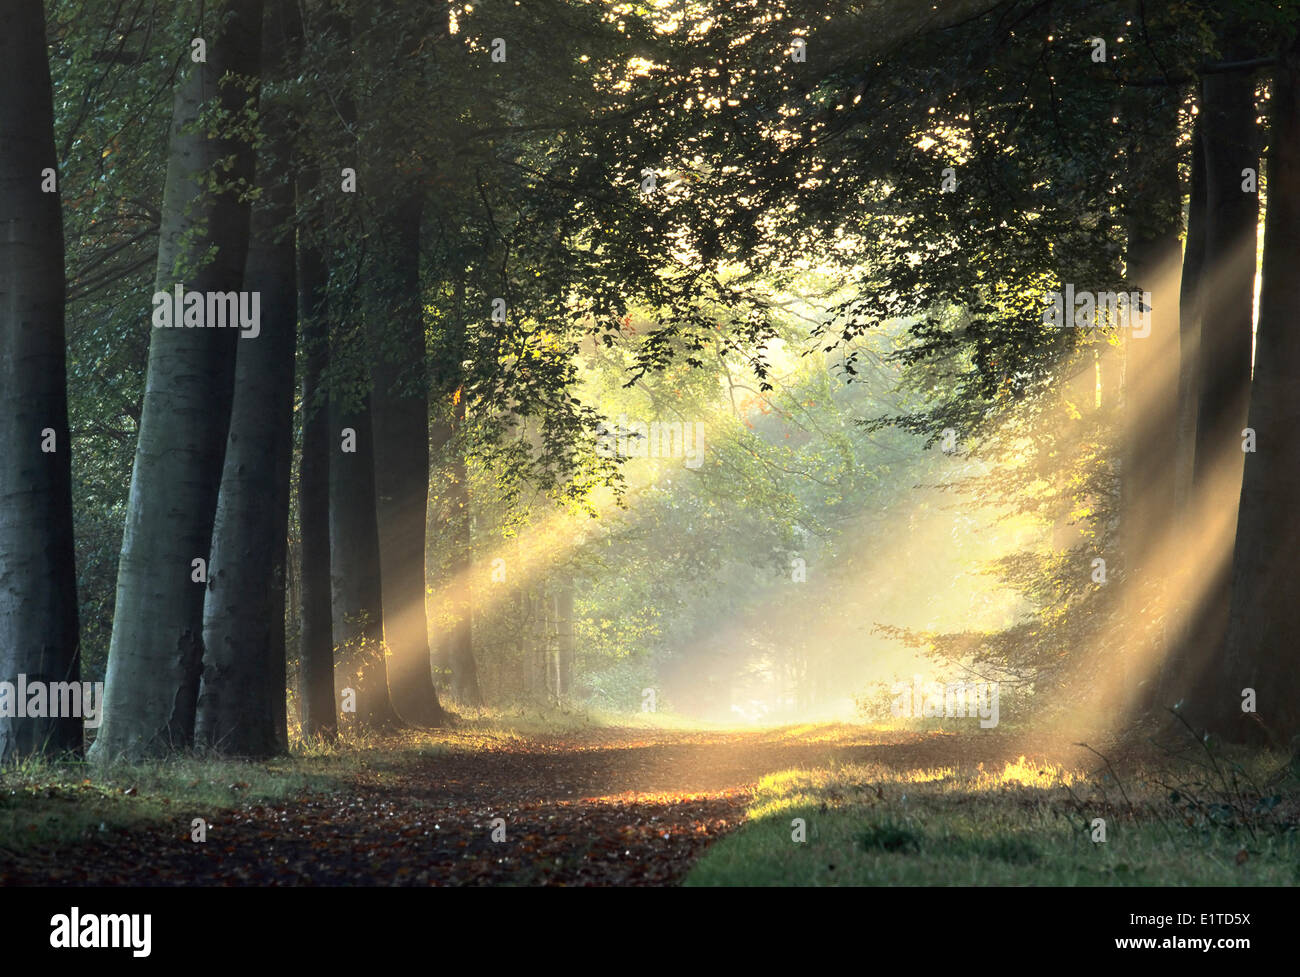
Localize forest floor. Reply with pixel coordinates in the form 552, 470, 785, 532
2, 717, 1298, 885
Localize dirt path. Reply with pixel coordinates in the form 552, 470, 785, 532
1, 724, 1040, 886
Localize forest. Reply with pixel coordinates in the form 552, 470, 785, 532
2, 0, 1300, 908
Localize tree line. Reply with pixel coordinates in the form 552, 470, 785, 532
3, 0, 1299, 762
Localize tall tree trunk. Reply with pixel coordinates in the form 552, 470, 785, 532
1218, 42, 1300, 746
293, 1, 352, 742
368, 189, 445, 726
329, 381, 400, 729
296, 212, 336, 740
91, 0, 263, 760
443, 406, 481, 707
430, 280, 481, 706
1194, 76, 1259, 492
1171, 67, 1260, 723
196, 0, 300, 755
0, 0, 82, 761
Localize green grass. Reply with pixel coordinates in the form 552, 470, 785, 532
0, 752, 340, 853
0, 713, 493, 852
685, 752, 1300, 885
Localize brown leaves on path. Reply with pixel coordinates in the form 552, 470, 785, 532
0, 723, 1041, 886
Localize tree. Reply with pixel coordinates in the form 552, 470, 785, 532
91, 0, 263, 760
0, 0, 82, 762
430, 283, 481, 706
1164, 64, 1261, 720
196, 0, 301, 755
330, 382, 401, 728
1219, 34, 1300, 746
368, 188, 447, 725
296, 189, 337, 741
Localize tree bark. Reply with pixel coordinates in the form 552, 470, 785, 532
430, 280, 481, 706
0, 0, 82, 761
437, 402, 482, 707
91, 0, 263, 760
296, 210, 337, 741
1218, 42, 1300, 746
368, 190, 446, 725
330, 380, 401, 729
1169, 67, 1260, 722
196, 0, 300, 755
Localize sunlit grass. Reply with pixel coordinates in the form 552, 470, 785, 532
687, 739, 1300, 886
986, 755, 1078, 789
0, 752, 342, 853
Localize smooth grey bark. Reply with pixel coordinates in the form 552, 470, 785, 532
1218, 42, 1300, 746
368, 191, 446, 725
91, 0, 263, 760
196, 0, 300, 755
0, 0, 82, 762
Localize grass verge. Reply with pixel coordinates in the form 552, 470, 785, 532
685, 747, 1300, 885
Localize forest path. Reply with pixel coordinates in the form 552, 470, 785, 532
4, 723, 1042, 885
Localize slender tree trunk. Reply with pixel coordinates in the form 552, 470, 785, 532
91, 1, 263, 760
0, 0, 82, 761
544, 590, 556, 700
541, 587, 555, 700
330, 382, 401, 729
511, 580, 526, 700
1218, 43, 1300, 746
556, 582, 574, 699
296, 214, 336, 740
430, 280, 481, 706
293, 2, 353, 742
444, 410, 481, 706
368, 189, 445, 726
196, 0, 299, 755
